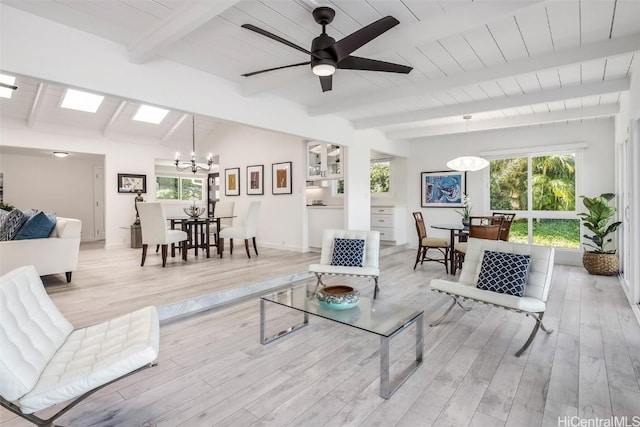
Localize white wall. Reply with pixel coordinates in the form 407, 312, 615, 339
212, 126, 306, 251
408, 119, 616, 265
0, 152, 102, 241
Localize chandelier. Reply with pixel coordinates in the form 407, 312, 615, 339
446, 115, 489, 172
175, 115, 213, 174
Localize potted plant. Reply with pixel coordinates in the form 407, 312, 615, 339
578, 193, 622, 275
456, 194, 472, 227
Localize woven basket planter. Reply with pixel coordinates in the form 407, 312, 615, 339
582, 252, 619, 276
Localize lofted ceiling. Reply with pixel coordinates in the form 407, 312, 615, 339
1, 0, 638, 143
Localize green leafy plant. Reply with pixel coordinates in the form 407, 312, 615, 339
578, 193, 622, 254
0, 202, 15, 211
455, 194, 472, 219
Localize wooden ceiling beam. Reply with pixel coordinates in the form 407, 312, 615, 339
309, 34, 640, 116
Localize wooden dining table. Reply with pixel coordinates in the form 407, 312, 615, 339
167, 215, 234, 258
431, 223, 468, 275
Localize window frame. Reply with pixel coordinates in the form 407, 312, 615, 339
483, 148, 583, 249
155, 175, 205, 201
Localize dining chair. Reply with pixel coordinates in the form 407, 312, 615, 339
492, 212, 516, 241
219, 201, 261, 258
452, 216, 504, 274
138, 202, 188, 267
210, 201, 235, 247
412, 212, 450, 272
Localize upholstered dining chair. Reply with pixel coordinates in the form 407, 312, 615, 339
492, 212, 516, 241
137, 202, 188, 267
210, 201, 235, 248
412, 212, 450, 272
452, 216, 504, 275
219, 201, 261, 258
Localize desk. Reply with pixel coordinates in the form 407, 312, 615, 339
431, 224, 468, 275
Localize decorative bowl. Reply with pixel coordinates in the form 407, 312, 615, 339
316, 285, 360, 310
183, 206, 205, 218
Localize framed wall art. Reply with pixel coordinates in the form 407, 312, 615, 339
118, 173, 147, 193
225, 167, 240, 196
246, 164, 264, 195
420, 170, 466, 207
272, 161, 292, 195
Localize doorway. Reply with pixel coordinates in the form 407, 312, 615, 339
94, 166, 105, 241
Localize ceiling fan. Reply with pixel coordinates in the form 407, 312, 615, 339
240, 6, 413, 92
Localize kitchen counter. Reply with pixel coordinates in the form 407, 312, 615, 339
306, 205, 343, 209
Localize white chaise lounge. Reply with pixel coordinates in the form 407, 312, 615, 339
0, 265, 160, 426
430, 237, 555, 357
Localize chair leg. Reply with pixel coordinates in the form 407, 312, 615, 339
65, 272, 72, 283
413, 246, 422, 269
156, 244, 160, 253
182, 241, 188, 261
515, 312, 553, 357
373, 277, 379, 299
429, 295, 471, 327
161, 244, 168, 267
141, 244, 148, 266
244, 239, 251, 258
219, 238, 224, 258
313, 273, 325, 296
252, 237, 258, 255
230, 239, 234, 254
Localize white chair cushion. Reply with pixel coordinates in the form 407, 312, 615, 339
0, 266, 73, 401
19, 306, 160, 414
430, 279, 546, 313
219, 226, 248, 240
422, 237, 449, 247
308, 263, 379, 277
454, 241, 468, 253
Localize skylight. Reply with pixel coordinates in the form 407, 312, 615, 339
61, 88, 104, 113
133, 105, 169, 124
0, 74, 17, 99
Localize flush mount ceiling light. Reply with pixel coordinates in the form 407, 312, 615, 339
446, 115, 489, 172
60, 88, 104, 113
0, 74, 18, 99
53, 152, 69, 158
133, 105, 169, 124
175, 115, 213, 174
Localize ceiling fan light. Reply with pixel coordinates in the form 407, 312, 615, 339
312, 63, 335, 76
53, 151, 69, 158
446, 156, 489, 172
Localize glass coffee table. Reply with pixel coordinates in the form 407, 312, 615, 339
260, 285, 424, 399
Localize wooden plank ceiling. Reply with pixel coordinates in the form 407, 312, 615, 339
1, 0, 638, 142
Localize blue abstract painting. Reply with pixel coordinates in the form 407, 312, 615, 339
421, 171, 465, 207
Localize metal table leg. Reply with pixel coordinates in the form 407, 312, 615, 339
379, 312, 424, 399
260, 299, 309, 345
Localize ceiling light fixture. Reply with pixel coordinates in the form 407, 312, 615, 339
446, 115, 489, 172
312, 63, 336, 76
175, 115, 213, 174
53, 151, 69, 158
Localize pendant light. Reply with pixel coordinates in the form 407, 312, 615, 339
175, 115, 213, 174
446, 115, 489, 172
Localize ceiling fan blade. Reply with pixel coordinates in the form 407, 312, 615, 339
338, 56, 412, 74
319, 75, 332, 92
241, 24, 312, 56
242, 61, 310, 77
333, 16, 399, 61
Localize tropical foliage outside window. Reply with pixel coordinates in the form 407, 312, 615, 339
489, 153, 579, 249
156, 176, 204, 200
370, 161, 390, 193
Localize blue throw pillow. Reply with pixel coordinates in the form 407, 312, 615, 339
14, 211, 57, 240
0, 209, 27, 241
331, 238, 365, 267
477, 250, 531, 297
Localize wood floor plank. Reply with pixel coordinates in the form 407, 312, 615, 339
4, 246, 640, 427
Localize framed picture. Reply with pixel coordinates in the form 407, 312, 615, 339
225, 167, 240, 196
420, 170, 466, 207
272, 161, 292, 195
246, 165, 264, 195
118, 173, 146, 193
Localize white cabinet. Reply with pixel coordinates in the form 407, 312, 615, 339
371, 206, 407, 244
307, 206, 344, 248
307, 142, 343, 180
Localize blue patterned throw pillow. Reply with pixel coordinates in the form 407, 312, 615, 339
331, 238, 365, 267
477, 251, 531, 297
14, 211, 57, 240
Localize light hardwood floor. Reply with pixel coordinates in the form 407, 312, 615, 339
2, 244, 640, 426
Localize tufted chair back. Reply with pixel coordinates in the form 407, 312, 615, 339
318, 229, 380, 269
0, 266, 73, 401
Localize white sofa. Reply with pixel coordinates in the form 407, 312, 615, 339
0, 217, 82, 282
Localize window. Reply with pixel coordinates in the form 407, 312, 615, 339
370, 160, 390, 193
156, 176, 204, 200
489, 153, 579, 249
333, 160, 390, 196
